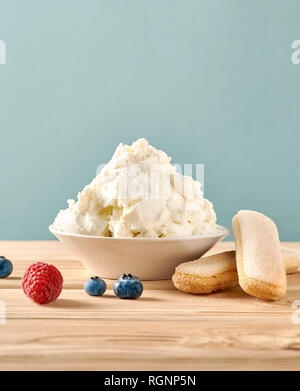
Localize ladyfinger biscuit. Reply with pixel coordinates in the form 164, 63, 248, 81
281, 248, 300, 274
172, 249, 296, 295
232, 210, 286, 300
172, 251, 238, 294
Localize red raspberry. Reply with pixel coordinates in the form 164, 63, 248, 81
22, 262, 63, 304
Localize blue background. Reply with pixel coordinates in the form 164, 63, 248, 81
0, 0, 299, 240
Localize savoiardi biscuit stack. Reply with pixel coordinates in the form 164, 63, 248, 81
173, 210, 299, 301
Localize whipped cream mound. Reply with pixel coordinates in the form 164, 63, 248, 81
52, 138, 217, 238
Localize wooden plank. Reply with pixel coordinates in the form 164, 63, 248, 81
0, 241, 298, 290
1, 286, 299, 320
1, 318, 300, 370
0, 241, 300, 371
0, 261, 174, 290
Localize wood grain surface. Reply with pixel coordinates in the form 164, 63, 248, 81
0, 241, 300, 371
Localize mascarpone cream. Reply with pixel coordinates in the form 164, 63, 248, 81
52, 138, 217, 238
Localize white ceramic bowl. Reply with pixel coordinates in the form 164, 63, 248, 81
49, 225, 229, 280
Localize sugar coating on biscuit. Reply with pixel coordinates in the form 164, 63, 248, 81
234, 210, 285, 286
175, 251, 236, 277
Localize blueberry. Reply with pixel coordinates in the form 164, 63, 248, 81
0, 256, 13, 278
113, 274, 143, 299
84, 276, 107, 296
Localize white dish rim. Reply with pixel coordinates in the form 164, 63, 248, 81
49, 224, 230, 242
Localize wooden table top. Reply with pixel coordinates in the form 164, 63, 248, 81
0, 241, 300, 371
